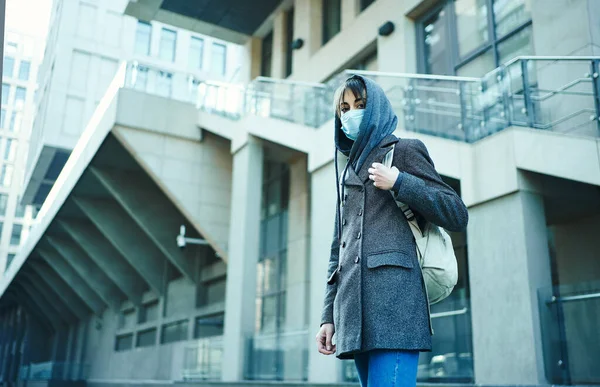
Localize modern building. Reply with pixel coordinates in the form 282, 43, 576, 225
21, 0, 243, 210
0, 30, 41, 275
1, 0, 600, 386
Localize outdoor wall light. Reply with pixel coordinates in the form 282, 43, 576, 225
378, 21, 395, 37
291, 38, 304, 50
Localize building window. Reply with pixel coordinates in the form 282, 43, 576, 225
15, 203, 26, 218
10, 224, 22, 246
0, 109, 5, 128
194, 313, 224, 339
0, 165, 13, 187
2, 84, 9, 105
4, 139, 17, 162
261, 32, 273, 77
14, 87, 26, 107
417, 0, 533, 77
135, 21, 152, 56
322, 0, 341, 45
161, 319, 188, 344
118, 309, 136, 330
0, 194, 8, 215
155, 71, 173, 98
189, 37, 204, 69
6, 254, 15, 269
159, 28, 177, 62
136, 328, 157, 348
8, 112, 19, 133
360, 0, 376, 11
211, 43, 226, 76
138, 301, 159, 324
132, 65, 149, 91
115, 334, 133, 351
285, 9, 294, 78
3, 57, 14, 78
18, 61, 31, 81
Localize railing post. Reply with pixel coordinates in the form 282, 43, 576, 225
458, 82, 468, 141
521, 59, 536, 127
590, 59, 600, 133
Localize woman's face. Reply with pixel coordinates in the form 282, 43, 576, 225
339, 88, 366, 115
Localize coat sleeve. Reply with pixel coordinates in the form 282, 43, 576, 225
320, 205, 340, 326
392, 139, 468, 232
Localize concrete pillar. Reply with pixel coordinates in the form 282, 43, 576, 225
294, 0, 323, 69
531, 0, 600, 56
272, 11, 287, 79
282, 155, 311, 380
341, 0, 359, 30
307, 161, 341, 383
467, 191, 552, 384
240, 37, 262, 83
221, 137, 264, 382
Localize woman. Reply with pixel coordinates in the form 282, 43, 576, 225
315, 75, 468, 387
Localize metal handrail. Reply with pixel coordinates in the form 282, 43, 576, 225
344, 69, 481, 83
547, 291, 600, 304
431, 307, 468, 319
503, 55, 600, 67
253, 76, 326, 88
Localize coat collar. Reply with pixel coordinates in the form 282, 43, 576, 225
358, 134, 400, 183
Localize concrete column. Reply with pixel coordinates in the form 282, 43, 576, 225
221, 137, 264, 382
282, 155, 311, 380
307, 161, 341, 383
240, 37, 262, 83
467, 191, 552, 384
271, 11, 287, 79
294, 0, 323, 69
531, 0, 600, 56
341, 0, 359, 29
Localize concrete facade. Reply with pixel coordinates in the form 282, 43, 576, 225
1, 0, 599, 386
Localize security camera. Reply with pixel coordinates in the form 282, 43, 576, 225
177, 225, 187, 249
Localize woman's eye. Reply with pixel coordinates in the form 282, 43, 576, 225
341, 107, 349, 113
357, 104, 365, 109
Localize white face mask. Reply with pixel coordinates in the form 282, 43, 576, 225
341, 109, 365, 140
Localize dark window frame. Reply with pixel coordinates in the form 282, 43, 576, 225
285, 9, 294, 78
322, 0, 342, 45
261, 31, 274, 77
416, 0, 533, 75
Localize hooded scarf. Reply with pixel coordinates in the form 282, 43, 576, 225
334, 75, 398, 242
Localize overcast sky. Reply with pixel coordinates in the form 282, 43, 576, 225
5, 0, 52, 40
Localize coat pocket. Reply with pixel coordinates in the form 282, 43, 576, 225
367, 250, 414, 269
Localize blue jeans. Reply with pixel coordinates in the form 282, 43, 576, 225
354, 350, 419, 387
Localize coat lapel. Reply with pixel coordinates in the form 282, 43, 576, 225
358, 134, 400, 183
342, 164, 363, 187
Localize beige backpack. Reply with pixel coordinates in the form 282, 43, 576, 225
383, 144, 458, 305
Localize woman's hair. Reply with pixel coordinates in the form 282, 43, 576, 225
334, 75, 367, 118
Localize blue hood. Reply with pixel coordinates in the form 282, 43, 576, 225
334, 75, 398, 173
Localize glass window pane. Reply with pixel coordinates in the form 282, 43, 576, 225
497, 25, 534, 65
456, 49, 496, 77
455, 0, 489, 57
118, 309, 135, 330
161, 319, 188, 344
135, 21, 152, 55
15, 203, 25, 218
322, 0, 341, 44
9, 112, 20, 132
423, 8, 452, 75
3, 57, 14, 78
260, 295, 278, 333
115, 334, 133, 351
159, 28, 177, 62
360, 0, 376, 11
4, 139, 17, 161
18, 61, 31, 81
136, 328, 157, 347
0, 165, 14, 187
0, 194, 8, 215
194, 313, 224, 339
261, 32, 273, 77
15, 87, 26, 106
138, 301, 159, 324
156, 71, 172, 97
10, 224, 22, 246
2, 84, 10, 105
189, 37, 204, 69
132, 66, 149, 91
493, 0, 532, 37
6, 254, 15, 269
0, 109, 5, 128
211, 43, 226, 76
285, 10, 294, 77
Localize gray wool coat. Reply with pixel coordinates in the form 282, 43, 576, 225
321, 134, 469, 359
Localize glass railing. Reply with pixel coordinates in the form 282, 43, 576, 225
244, 330, 309, 381
19, 361, 89, 381
538, 281, 600, 385
182, 336, 223, 381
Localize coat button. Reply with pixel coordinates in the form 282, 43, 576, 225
342, 241, 346, 248
358, 209, 363, 216
344, 194, 348, 201
357, 232, 362, 239
343, 219, 347, 226
354, 256, 360, 264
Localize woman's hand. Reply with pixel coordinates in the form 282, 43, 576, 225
316, 324, 336, 355
368, 163, 400, 190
